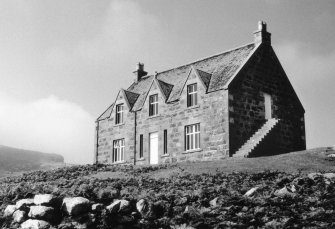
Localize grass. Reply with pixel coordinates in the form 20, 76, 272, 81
89, 147, 335, 180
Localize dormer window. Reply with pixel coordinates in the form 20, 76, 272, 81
115, 104, 124, 124
187, 83, 198, 107
149, 94, 158, 116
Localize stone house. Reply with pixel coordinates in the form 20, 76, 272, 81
95, 21, 306, 165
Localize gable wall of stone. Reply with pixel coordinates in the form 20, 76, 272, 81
96, 93, 135, 164
228, 44, 306, 156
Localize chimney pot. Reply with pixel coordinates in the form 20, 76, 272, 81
133, 62, 147, 82
258, 21, 267, 31
254, 21, 271, 45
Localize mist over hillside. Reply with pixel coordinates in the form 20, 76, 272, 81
0, 145, 64, 176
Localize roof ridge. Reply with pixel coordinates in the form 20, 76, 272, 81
157, 42, 255, 75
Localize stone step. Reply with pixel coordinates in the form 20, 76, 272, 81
233, 118, 280, 157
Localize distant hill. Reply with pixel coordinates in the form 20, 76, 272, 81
0, 145, 64, 177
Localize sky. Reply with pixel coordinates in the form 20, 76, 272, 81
0, 0, 334, 164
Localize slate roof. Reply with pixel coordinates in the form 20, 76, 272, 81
196, 69, 212, 89
124, 90, 140, 109
127, 75, 155, 111
157, 79, 174, 100
97, 42, 257, 118
97, 103, 114, 121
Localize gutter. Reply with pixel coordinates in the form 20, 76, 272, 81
134, 111, 137, 165
95, 120, 99, 164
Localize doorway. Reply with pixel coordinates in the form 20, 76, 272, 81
264, 93, 272, 120
149, 132, 159, 164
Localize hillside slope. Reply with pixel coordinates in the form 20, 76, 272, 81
1, 148, 335, 228
0, 145, 64, 177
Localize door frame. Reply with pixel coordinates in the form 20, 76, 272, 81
263, 93, 272, 120
149, 132, 159, 165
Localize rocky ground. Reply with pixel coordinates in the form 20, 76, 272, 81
1, 148, 335, 228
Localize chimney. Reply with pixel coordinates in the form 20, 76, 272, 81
133, 62, 148, 82
253, 21, 271, 45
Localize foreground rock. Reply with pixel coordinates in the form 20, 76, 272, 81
13, 210, 26, 223
28, 206, 54, 221
33, 194, 57, 207
274, 187, 295, 197
21, 219, 50, 229
136, 199, 149, 216
16, 199, 34, 210
4, 205, 17, 217
244, 187, 260, 197
62, 197, 90, 216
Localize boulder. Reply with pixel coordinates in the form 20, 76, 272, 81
244, 187, 259, 197
136, 199, 149, 216
91, 203, 104, 212
323, 173, 335, 180
274, 187, 295, 197
106, 199, 131, 213
21, 219, 50, 229
119, 200, 131, 213
209, 197, 218, 207
16, 199, 34, 210
3, 204, 17, 217
308, 173, 322, 180
13, 210, 26, 223
62, 197, 91, 216
33, 194, 56, 206
28, 206, 54, 221
106, 200, 121, 213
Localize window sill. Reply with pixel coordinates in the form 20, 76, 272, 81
183, 148, 202, 154
186, 105, 200, 110
137, 157, 145, 161
148, 114, 161, 119
161, 154, 170, 158
114, 123, 125, 127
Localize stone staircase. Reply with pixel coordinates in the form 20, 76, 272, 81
233, 118, 280, 158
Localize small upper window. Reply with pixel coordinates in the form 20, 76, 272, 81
149, 94, 158, 116
187, 83, 198, 107
115, 104, 124, 124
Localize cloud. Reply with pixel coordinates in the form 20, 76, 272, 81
275, 42, 335, 148
0, 93, 95, 164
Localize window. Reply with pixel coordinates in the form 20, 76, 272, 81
149, 94, 158, 116
115, 104, 124, 124
139, 134, 143, 158
187, 83, 198, 107
163, 130, 167, 154
113, 139, 125, 162
185, 124, 200, 151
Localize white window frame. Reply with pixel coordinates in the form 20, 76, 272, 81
185, 123, 200, 151
115, 104, 124, 124
149, 94, 158, 116
187, 83, 198, 107
113, 139, 125, 163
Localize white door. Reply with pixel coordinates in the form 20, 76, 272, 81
264, 93, 272, 120
149, 132, 159, 165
